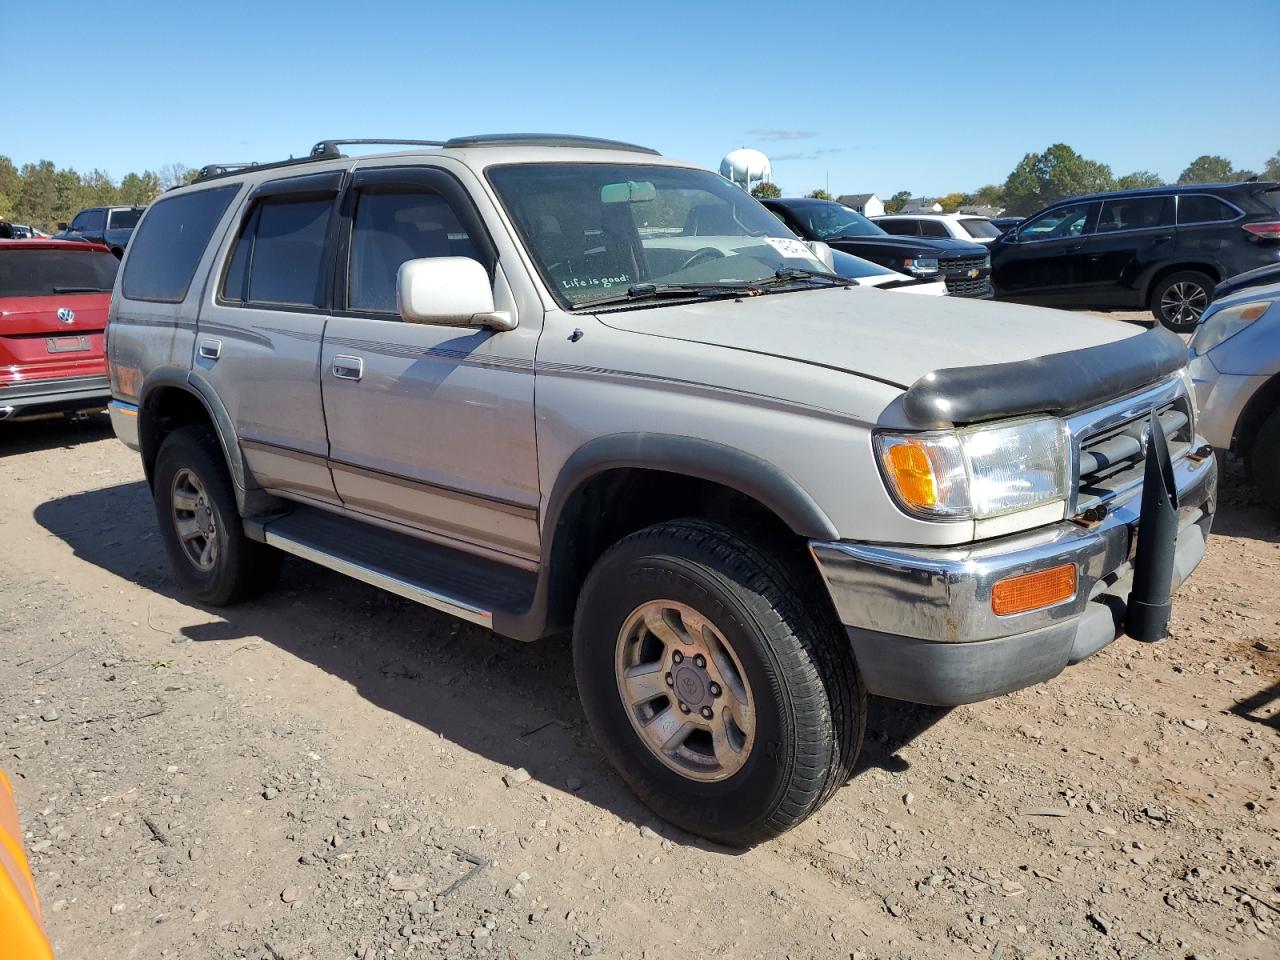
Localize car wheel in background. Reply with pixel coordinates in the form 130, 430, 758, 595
573, 518, 864, 846
1245, 407, 1280, 512
1151, 271, 1213, 332
153, 426, 281, 605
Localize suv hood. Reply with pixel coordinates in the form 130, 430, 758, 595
593, 286, 1138, 389
828, 235, 986, 256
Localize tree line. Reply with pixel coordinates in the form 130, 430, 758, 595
0, 156, 195, 229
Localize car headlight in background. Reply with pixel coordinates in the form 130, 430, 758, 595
902, 256, 940, 277
1190, 300, 1272, 356
876, 417, 1071, 520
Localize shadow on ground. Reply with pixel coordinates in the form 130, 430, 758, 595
1, 411, 112, 457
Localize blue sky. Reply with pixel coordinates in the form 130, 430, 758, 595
3, 0, 1276, 197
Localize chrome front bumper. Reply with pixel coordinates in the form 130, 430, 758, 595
810, 450, 1217, 705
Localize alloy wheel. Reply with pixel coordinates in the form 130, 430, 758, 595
1160, 281, 1208, 327
171, 467, 219, 571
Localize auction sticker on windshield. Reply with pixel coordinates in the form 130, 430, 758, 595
764, 237, 816, 260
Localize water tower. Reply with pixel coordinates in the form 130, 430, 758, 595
720, 148, 772, 192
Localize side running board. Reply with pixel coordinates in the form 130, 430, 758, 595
245, 505, 537, 631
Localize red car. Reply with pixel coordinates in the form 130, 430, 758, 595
0, 239, 118, 421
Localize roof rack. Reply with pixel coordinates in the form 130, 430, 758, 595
308, 139, 446, 157
443, 133, 660, 155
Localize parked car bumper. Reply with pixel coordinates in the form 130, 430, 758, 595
1189, 353, 1267, 452
108, 399, 141, 450
809, 450, 1217, 706
0, 374, 110, 421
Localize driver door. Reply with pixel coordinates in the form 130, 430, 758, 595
992, 200, 1099, 303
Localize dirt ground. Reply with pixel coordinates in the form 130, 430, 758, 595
1, 409, 1276, 960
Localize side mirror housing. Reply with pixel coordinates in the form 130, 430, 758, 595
396, 258, 515, 331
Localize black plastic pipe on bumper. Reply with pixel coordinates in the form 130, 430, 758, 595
1126, 411, 1180, 643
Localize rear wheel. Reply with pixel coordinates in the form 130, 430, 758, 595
1150, 270, 1213, 332
573, 519, 864, 845
153, 426, 281, 605
1245, 407, 1280, 512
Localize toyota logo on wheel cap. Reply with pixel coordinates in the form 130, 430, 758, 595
57, 307, 76, 324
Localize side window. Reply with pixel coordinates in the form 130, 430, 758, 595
879, 219, 919, 236
222, 195, 335, 308
348, 189, 478, 313
1096, 196, 1173, 232
919, 220, 950, 238
1177, 194, 1237, 225
75, 209, 106, 233
1019, 202, 1096, 240
121, 186, 238, 303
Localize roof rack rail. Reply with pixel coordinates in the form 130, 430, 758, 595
309, 139, 445, 157
443, 133, 660, 155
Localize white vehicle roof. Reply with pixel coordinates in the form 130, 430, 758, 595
874, 212, 991, 222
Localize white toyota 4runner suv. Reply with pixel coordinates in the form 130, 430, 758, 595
106, 135, 1216, 845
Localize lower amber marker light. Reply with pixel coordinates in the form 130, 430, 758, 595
991, 563, 1077, 616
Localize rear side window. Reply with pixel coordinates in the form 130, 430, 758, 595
879, 219, 920, 236
107, 208, 143, 230
0, 249, 119, 297
222, 196, 334, 308
1177, 194, 1237, 224
1096, 195, 1173, 232
121, 186, 238, 303
919, 220, 950, 238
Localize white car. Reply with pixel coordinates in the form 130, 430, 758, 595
873, 213, 1003, 245
829, 249, 946, 295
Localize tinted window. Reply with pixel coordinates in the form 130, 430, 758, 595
107, 208, 143, 230
0, 248, 119, 297
919, 220, 950, 238
879, 219, 920, 236
121, 186, 238, 303
348, 189, 478, 312
223, 196, 335, 307
1096, 196, 1173, 232
1178, 194, 1237, 224
74, 209, 106, 232
1019, 202, 1095, 240
787, 203, 885, 239
959, 218, 1001, 239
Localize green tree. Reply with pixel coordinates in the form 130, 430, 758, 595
1177, 155, 1237, 184
1116, 170, 1164, 190
937, 191, 968, 213
969, 184, 1004, 208
81, 168, 119, 207
805, 188, 832, 200
750, 181, 781, 199
53, 168, 84, 225
1264, 150, 1280, 181
884, 190, 911, 213
1001, 143, 1115, 215
15, 161, 57, 227
0, 156, 19, 220
119, 171, 162, 205
158, 163, 196, 190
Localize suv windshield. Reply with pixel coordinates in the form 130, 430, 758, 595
488, 163, 828, 306
107, 208, 143, 230
0, 248, 119, 297
959, 218, 1001, 239
786, 202, 887, 241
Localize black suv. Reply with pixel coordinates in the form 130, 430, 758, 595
990, 182, 1280, 331
60, 205, 146, 258
762, 198, 992, 297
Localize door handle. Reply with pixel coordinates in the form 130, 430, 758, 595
332, 355, 364, 381
1064, 243, 1084, 253
198, 338, 222, 360
1152, 234, 1173, 243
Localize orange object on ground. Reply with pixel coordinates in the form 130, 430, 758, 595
0, 767, 53, 960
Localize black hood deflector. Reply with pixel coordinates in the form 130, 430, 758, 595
902, 327, 1188, 428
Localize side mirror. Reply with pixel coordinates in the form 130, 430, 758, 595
396, 258, 515, 331
806, 240, 835, 270
57, 222, 69, 231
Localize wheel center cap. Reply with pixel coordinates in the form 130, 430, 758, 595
672, 663, 711, 709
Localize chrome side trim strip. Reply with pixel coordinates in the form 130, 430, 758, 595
261, 527, 493, 628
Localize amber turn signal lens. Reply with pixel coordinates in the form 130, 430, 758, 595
991, 563, 1077, 616
885, 441, 938, 511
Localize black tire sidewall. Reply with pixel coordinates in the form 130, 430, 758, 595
574, 541, 806, 842
153, 427, 247, 605
1247, 408, 1280, 511
1151, 271, 1212, 332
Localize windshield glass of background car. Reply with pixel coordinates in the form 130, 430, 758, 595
960, 218, 1001, 239
107, 208, 143, 230
487, 163, 827, 306
795, 203, 885, 240
0, 249, 119, 297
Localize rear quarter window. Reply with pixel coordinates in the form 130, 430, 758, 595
0, 249, 119, 297
121, 186, 239, 303
1177, 194, 1237, 225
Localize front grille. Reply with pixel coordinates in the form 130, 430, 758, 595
944, 275, 993, 297
939, 255, 988, 275
1072, 384, 1194, 512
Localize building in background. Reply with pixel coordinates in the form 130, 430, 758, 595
836, 193, 884, 217
958, 204, 1006, 217
903, 197, 943, 213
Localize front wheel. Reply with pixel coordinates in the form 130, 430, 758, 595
1245, 407, 1280, 512
573, 519, 864, 845
1150, 270, 1213, 332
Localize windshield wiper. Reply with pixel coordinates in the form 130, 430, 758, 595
575, 281, 756, 310
752, 267, 856, 289
52, 286, 112, 293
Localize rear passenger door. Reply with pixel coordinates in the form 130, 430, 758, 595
1082, 194, 1174, 306
196, 171, 342, 505
320, 165, 540, 565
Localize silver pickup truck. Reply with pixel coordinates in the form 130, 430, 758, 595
106, 135, 1216, 846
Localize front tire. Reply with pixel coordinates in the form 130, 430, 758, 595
153, 426, 281, 605
1150, 270, 1213, 332
573, 519, 864, 846
1245, 407, 1280, 512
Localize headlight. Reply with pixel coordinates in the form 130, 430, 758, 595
1190, 300, 1272, 356
876, 417, 1071, 520
903, 257, 940, 277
